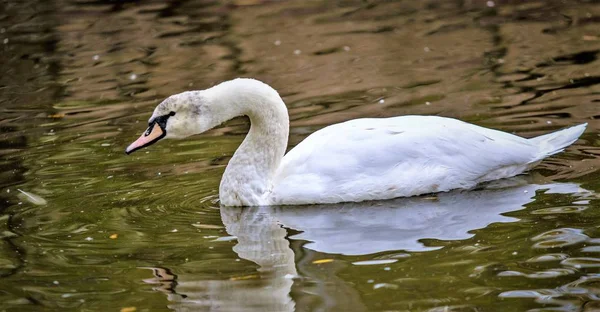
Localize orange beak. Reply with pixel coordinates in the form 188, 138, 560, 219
125, 123, 165, 155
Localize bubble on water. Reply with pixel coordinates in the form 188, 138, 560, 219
274, 40, 281, 46
129, 73, 137, 80
53, 281, 59, 285
546, 120, 552, 124
92, 54, 100, 61
293, 49, 301, 55
171, 229, 178, 233
379, 99, 385, 104
85, 237, 93, 241
486, 1, 495, 7
3, 38, 8, 44
425, 101, 431, 105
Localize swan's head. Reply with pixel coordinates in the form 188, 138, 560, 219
125, 78, 286, 155
125, 91, 219, 154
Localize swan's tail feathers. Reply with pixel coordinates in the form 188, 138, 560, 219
530, 123, 587, 157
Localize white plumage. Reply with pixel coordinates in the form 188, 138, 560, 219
126, 78, 587, 206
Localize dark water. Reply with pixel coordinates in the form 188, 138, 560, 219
1, 0, 600, 311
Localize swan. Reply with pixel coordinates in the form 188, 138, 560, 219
125, 78, 587, 206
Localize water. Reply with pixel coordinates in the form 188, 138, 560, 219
1, 0, 599, 311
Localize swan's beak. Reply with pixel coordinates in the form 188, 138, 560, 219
125, 123, 165, 155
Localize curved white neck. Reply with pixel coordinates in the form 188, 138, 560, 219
209, 79, 289, 206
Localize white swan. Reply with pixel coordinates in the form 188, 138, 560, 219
125, 78, 587, 206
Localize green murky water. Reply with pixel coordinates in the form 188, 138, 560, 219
1, 0, 600, 311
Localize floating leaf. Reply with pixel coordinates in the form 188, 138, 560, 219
312, 259, 334, 264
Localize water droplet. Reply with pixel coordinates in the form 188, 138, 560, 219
378, 99, 385, 104
129, 73, 137, 80
486, 1, 495, 7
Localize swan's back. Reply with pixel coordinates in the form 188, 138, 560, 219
269, 116, 581, 205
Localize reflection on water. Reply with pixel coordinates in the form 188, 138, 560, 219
145, 181, 594, 311
231, 180, 591, 255
1, 0, 600, 311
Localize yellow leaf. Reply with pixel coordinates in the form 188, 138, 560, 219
109, 234, 118, 239
120, 307, 136, 312
312, 259, 334, 264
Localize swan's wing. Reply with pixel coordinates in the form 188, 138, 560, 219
270, 116, 541, 204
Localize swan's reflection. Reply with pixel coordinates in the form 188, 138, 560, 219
149, 179, 592, 311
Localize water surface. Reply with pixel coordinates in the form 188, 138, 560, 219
1, 0, 600, 311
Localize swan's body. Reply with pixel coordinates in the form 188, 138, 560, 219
126, 78, 587, 207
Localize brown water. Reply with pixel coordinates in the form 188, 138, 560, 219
1, 0, 600, 311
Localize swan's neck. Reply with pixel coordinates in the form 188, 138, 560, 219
213, 80, 289, 206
